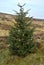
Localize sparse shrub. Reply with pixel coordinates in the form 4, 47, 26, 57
7, 4, 37, 57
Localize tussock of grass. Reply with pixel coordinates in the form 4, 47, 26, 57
0, 20, 16, 26
0, 30, 9, 36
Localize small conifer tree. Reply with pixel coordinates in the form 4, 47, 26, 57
7, 4, 37, 57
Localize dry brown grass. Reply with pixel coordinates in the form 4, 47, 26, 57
0, 30, 9, 36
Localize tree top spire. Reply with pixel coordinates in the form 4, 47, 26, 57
18, 3, 25, 8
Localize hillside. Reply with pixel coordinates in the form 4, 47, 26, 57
0, 12, 44, 65
0, 13, 44, 41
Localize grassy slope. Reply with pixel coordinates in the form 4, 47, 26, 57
0, 13, 44, 65
0, 48, 44, 65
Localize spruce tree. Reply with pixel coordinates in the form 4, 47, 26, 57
7, 4, 37, 57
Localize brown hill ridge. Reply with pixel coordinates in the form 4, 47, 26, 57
0, 12, 44, 21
